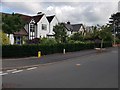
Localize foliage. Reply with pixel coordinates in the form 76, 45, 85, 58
40, 37, 57, 45
109, 12, 120, 38
2, 42, 112, 58
0, 31, 9, 45
26, 38, 40, 44
53, 23, 67, 43
115, 37, 120, 44
98, 25, 113, 48
2, 13, 25, 34
69, 32, 84, 41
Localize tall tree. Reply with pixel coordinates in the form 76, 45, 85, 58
53, 23, 67, 43
2, 13, 25, 35
109, 12, 120, 39
98, 25, 113, 50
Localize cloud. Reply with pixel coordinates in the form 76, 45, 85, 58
1, 2, 118, 25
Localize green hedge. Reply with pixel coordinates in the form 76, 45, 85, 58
2, 42, 112, 58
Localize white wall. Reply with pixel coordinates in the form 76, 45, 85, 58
7, 34, 14, 45
37, 15, 49, 38
66, 30, 72, 37
49, 16, 59, 35
24, 24, 29, 33
78, 26, 85, 35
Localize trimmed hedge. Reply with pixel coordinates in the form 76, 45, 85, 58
2, 42, 112, 58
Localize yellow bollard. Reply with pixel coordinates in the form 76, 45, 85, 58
38, 51, 41, 58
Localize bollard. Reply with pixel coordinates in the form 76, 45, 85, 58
63, 49, 65, 54
38, 51, 41, 58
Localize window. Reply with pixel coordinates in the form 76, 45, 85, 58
42, 24, 47, 30
14, 36, 21, 45
30, 21, 36, 39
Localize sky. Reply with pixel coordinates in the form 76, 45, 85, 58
1, 0, 119, 26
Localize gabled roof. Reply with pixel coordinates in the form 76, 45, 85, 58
14, 28, 28, 36
18, 14, 31, 23
64, 23, 73, 31
46, 15, 55, 23
72, 24, 83, 32
32, 14, 44, 23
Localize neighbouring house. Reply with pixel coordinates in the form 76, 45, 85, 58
64, 21, 73, 36
85, 26, 93, 33
72, 24, 85, 35
2, 12, 59, 44
64, 21, 86, 36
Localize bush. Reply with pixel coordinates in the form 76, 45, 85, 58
115, 38, 120, 44
0, 31, 10, 45
40, 38, 57, 45
2, 42, 112, 58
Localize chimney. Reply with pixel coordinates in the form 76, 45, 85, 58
37, 12, 42, 15
67, 21, 70, 24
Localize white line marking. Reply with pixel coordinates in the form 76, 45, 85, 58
7, 69, 17, 72
12, 70, 23, 74
0, 71, 3, 73
26, 67, 37, 70
0, 73, 8, 76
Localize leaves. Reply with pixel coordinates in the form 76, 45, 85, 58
2, 13, 25, 34
53, 23, 67, 43
0, 31, 10, 45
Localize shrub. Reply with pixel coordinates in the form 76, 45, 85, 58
40, 38, 57, 45
2, 42, 112, 58
0, 31, 10, 45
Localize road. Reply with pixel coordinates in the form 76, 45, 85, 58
2, 47, 118, 88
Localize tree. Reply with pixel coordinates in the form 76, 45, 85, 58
53, 23, 67, 43
69, 32, 84, 41
2, 13, 25, 35
0, 31, 9, 45
109, 12, 120, 39
98, 25, 113, 50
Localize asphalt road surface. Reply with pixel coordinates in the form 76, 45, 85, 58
2, 47, 118, 88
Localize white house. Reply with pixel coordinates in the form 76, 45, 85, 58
28, 13, 50, 39
2, 12, 59, 44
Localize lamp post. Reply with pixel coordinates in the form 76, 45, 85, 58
113, 21, 115, 45
113, 20, 117, 46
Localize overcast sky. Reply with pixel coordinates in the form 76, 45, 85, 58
1, 0, 119, 26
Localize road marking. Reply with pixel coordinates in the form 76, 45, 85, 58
7, 69, 17, 72
0, 73, 8, 76
76, 64, 81, 66
26, 67, 37, 70
12, 70, 23, 74
0, 71, 3, 73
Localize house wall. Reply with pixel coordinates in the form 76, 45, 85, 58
66, 30, 72, 36
78, 26, 85, 35
49, 16, 59, 35
37, 15, 49, 38
7, 34, 14, 45
24, 24, 29, 33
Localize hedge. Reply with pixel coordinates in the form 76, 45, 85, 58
2, 42, 112, 58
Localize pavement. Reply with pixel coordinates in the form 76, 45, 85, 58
1, 47, 114, 71
2, 47, 118, 88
